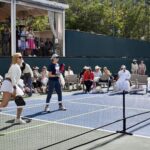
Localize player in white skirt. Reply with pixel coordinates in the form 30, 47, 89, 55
0, 53, 26, 124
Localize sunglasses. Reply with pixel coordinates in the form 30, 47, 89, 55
18, 56, 22, 59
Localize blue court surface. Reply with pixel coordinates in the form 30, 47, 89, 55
2, 92, 150, 139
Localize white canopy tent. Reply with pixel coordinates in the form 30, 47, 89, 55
0, 0, 69, 56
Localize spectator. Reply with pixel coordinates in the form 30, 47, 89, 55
80, 66, 87, 83
45, 38, 53, 56
64, 66, 74, 77
26, 27, 35, 56
40, 66, 49, 94
40, 39, 46, 56
32, 66, 42, 93
20, 26, 27, 55
93, 66, 102, 82
0, 75, 3, 83
103, 67, 111, 77
1, 27, 10, 56
83, 67, 94, 93
100, 67, 112, 87
0, 75, 3, 95
138, 60, 146, 75
131, 59, 138, 74
115, 65, 131, 91
21, 61, 33, 96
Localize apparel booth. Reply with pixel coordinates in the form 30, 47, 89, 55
0, 0, 69, 56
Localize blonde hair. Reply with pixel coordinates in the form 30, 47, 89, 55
12, 53, 22, 64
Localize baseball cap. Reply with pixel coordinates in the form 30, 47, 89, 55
51, 54, 59, 59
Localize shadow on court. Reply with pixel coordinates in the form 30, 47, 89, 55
85, 134, 125, 150
0, 118, 32, 132
24, 109, 60, 118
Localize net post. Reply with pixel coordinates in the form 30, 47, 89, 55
117, 90, 132, 135
123, 90, 126, 132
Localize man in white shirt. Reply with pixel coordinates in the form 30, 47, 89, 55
116, 65, 131, 91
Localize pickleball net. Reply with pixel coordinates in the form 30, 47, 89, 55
1, 93, 150, 150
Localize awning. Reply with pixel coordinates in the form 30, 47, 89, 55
0, 0, 69, 10
17, 0, 69, 11
0, 0, 69, 20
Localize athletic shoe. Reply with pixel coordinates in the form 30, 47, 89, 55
44, 107, 50, 112
59, 104, 67, 111
14, 118, 26, 124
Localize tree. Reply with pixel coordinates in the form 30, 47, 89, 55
38, 0, 150, 41
62, 0, 150, 41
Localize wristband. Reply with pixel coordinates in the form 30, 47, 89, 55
13, 86, 17, 89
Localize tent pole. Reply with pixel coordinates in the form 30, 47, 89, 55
11, 0, 16, 56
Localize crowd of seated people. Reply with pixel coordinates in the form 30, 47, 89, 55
79, 65, 114, 93
0, 60, 147, 97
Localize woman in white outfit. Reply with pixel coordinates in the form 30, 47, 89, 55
0, 53, 26, 124
116, 65, 131, 91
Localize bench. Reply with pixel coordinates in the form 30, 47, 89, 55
98, 75, 111, 92
64, 74, 79, 91
130, 74, 148, 93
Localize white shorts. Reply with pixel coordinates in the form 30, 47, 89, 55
0, 80, 24, 96
0, 80, 13, 93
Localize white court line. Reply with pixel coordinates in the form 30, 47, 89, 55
1, 106, 114, 135
3, 92, 150, 110
5, 92, 150, 111
69, 101, 150, 112
108, 94, 150, 101
2, 93, 150, 114
57, 107, 114, 122
0, 92, 73, 110
2, 95, 105, 113
3, 93, 150, 113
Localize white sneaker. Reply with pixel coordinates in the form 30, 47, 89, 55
44, 107, 50, 112
14, 118, 26, 124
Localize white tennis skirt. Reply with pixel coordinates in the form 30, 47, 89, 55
0, 80, 13, 94
0, 80, 24, 96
